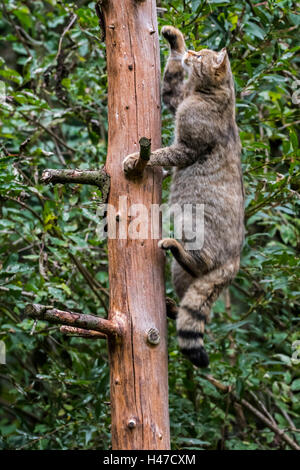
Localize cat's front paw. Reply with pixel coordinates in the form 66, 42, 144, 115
123, 153, 139, 175
161, 25, 185, 52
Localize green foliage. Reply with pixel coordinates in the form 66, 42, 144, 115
0, 0, 299, 450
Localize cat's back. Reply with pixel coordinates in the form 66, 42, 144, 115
170, 133, 244, 264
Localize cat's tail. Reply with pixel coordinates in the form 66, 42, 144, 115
176, 264, 237, 368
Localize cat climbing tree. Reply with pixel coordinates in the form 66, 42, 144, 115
25, 0, 170, 450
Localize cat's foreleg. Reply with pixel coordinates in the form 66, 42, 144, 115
162, 25, 186, 57
161, 26, 186, 114
123, 145, 197, 175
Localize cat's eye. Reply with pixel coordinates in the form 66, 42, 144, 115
197, 55, 202, 61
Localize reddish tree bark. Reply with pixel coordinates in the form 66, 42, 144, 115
102, 0, 170, 450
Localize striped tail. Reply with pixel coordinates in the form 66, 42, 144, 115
176, 275, 224, 368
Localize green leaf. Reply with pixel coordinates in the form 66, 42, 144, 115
291, 379, 300, 391
244, 22, 266, 40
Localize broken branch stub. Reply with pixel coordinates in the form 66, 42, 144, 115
126, 137, 151, 179
139, 137, 151, 161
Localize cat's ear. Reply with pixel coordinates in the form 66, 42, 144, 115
213, 48, 227, 70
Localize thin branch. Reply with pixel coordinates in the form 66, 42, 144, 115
224, 289, 236, 366
55, 14, 77, 62
246, 187, 285, 219
54, 140, 67, 166
245, 0, 256, 16
95, 1, 106, 42
17, 419, 84, 450
0, 397, 41, 424
278, 120, 300, 131
156, 7, 167, 15
0, 306, 19, 323
25, 304, 123, 338
0, 286, 35, 298
4, 196, 43, 225
41, 168, 109, 190
249, 390, 276, 426
18, 110, 74, 154
240, 398, 300, 451
265, 389, 298, 433
203, 374, 300, 451
69, 253, 109, 314
60, 325, 106, 339
1, 1, 32, 57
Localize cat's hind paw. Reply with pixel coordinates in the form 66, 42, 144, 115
158, 238, 179, 251
181, 345, 209, 368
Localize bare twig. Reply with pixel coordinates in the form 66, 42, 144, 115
4, 196, 43, 225
56, 14, 77, 62
265, 389, 298, 433
202, 374, 300, 451
278, 120, 300, 131
41, 168, 109, 189
249, 390, 277, 426
224, 289, 236, 366
69, 253, 109, 315
0, 397, 41, 424
25, 304, 123, 338
54, 140, 67, 166
19, 111, 74, 154
60, 325, 106, 339
17, 419, 84, 450
95, 1, 106, 42
0, 286, 35, 298
1, 1, 32, 57
245, 0, 256, 15
240, 398, 300, 450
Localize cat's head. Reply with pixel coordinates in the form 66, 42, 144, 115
182, 48, 231, 91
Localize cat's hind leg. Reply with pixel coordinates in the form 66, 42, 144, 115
177, 259, 240, 368
158, 238, 199, 278
166, 296, 178, 320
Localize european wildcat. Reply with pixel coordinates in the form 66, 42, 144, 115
123, 26, 244, 368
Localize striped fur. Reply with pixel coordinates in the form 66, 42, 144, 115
175, 262, 238, 367
123, 26, 244, 367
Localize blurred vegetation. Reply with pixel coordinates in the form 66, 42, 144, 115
0, 0, 299, 450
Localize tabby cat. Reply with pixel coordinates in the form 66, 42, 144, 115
123, 26, 244, 367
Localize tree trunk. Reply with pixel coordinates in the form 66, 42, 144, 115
102, 0, 170, 450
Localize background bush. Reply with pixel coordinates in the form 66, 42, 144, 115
0, 0, 299, 450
